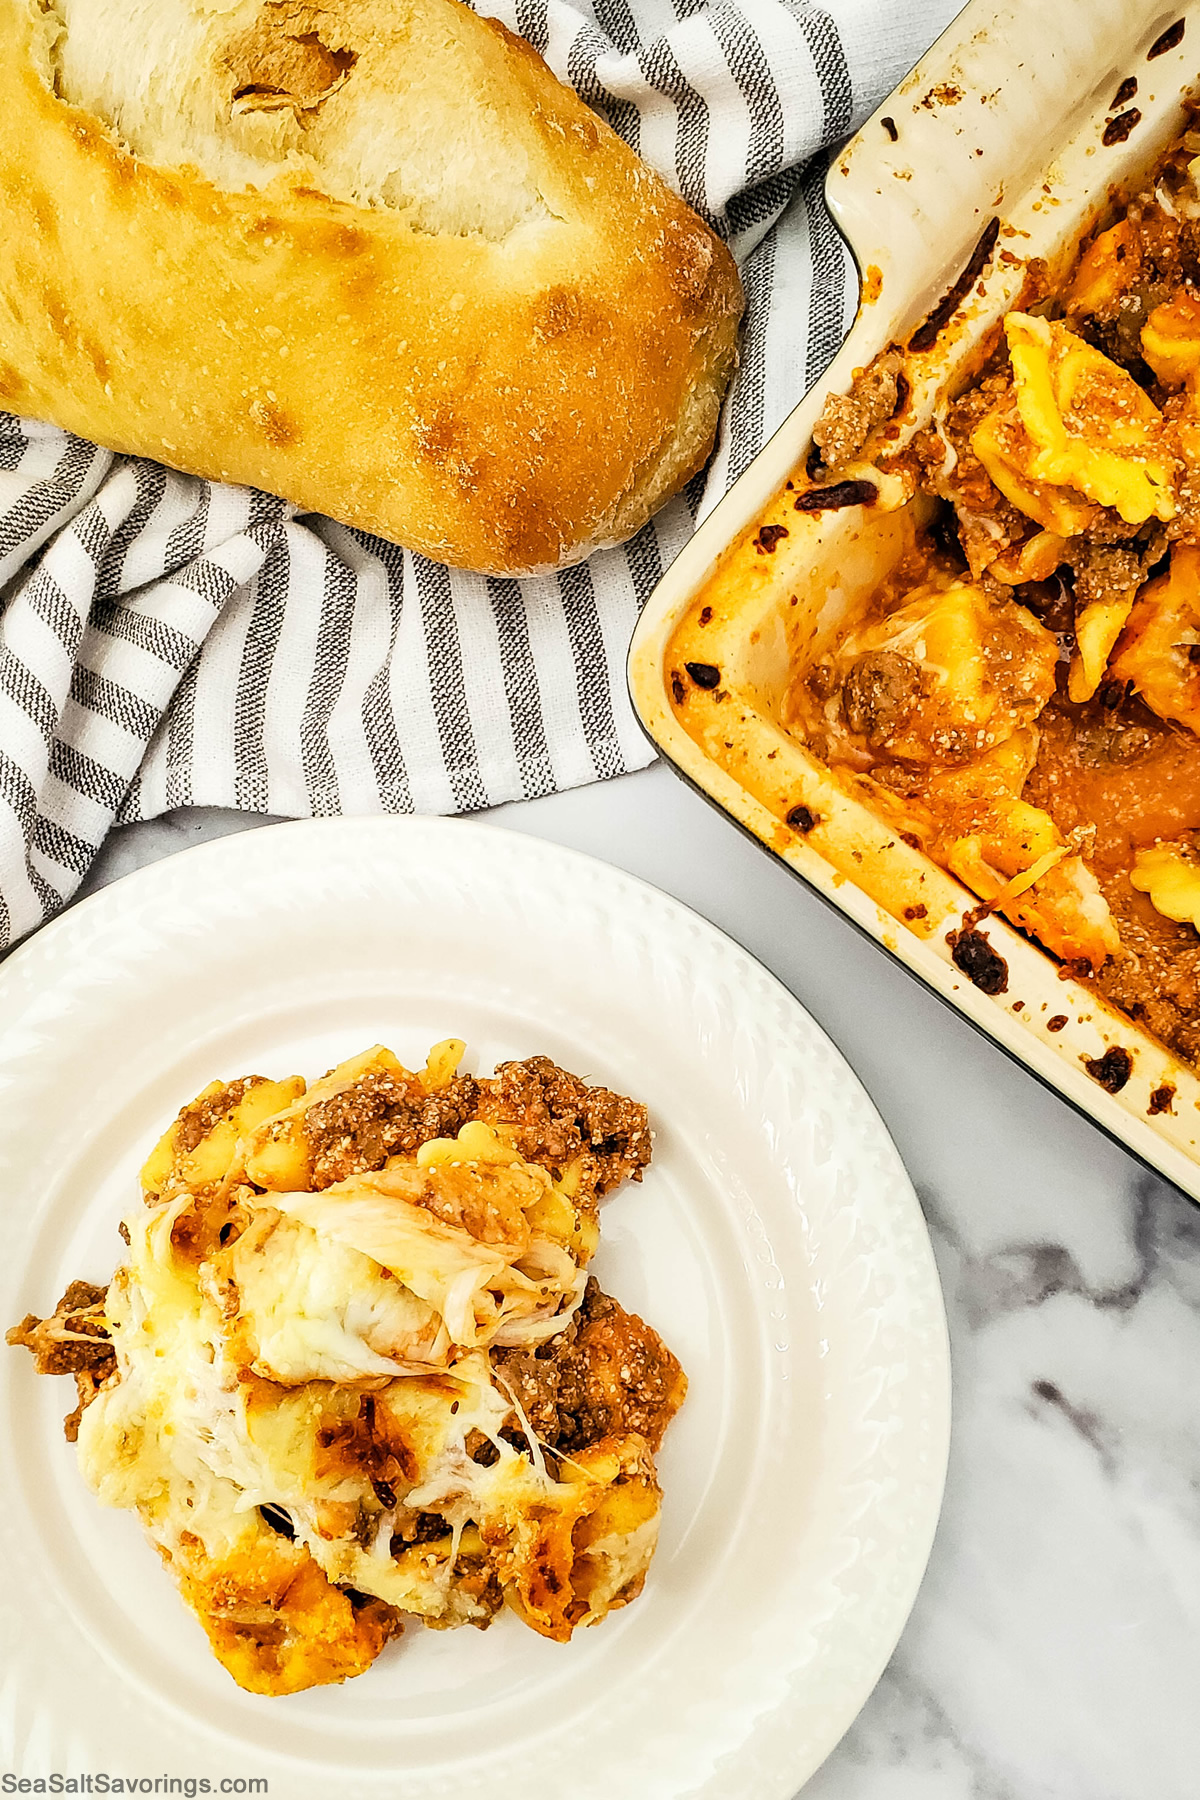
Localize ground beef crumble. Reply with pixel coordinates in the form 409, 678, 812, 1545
812, 350, 904, 470
305, 1072, 482, 1186
475, 1056, 652, 1205
299, 1054, 650, 1199
908, 376, 1031, 576
1068, 537, 1162, 610
492, 1276, 686, 1457
7, 1280, 116, 1441
1078, 197, 1200, 372
11, 1059, 661, 1458
1093, 878, 1200, 1066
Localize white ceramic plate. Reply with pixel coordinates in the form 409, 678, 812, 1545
0, 817, 949, 1799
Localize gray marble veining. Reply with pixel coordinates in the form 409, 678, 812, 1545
814, 1163, 1200, 1800
33, 768, 1200, 1797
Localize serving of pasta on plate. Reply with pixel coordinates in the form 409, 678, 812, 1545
9, 1039, 686, 1696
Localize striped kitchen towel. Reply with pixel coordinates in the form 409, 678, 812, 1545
0, 0, 963, 949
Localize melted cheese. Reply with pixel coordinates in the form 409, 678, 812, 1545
927, 731, 1120, 970
271, 1160, 586, 1351
202, 1209, 452, 1382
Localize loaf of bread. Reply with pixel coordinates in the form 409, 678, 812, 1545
0, 0, 743, 574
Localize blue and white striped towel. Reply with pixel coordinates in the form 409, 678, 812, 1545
0, 0, 962, 948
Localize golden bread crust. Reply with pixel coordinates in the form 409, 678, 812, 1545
0, 0, 743, 573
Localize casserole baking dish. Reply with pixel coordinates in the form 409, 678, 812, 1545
628, 0, 1200, 1197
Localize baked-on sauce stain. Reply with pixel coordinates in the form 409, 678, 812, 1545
1110, 76, 1138, 108
755, 524, 789, 553
786, 804, 818, 832
684, 661, 721, 690
1082, 1046, 1133, 1093
1148, 18, 1185, 58
1148, 1083, 1176, 1115
909, 217, 1001, 353
1102, 109, 1142, 147
881, 116, 898, 142
793, 478, 877, 513
949, 927, 1008, 994
1047, 1014, 1068, 1033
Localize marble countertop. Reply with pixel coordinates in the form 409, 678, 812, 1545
52, 765, 1200, 1798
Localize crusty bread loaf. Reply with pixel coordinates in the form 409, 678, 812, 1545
0, 0, 743, 574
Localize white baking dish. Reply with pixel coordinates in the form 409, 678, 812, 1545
628, 0, 1200, 1196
